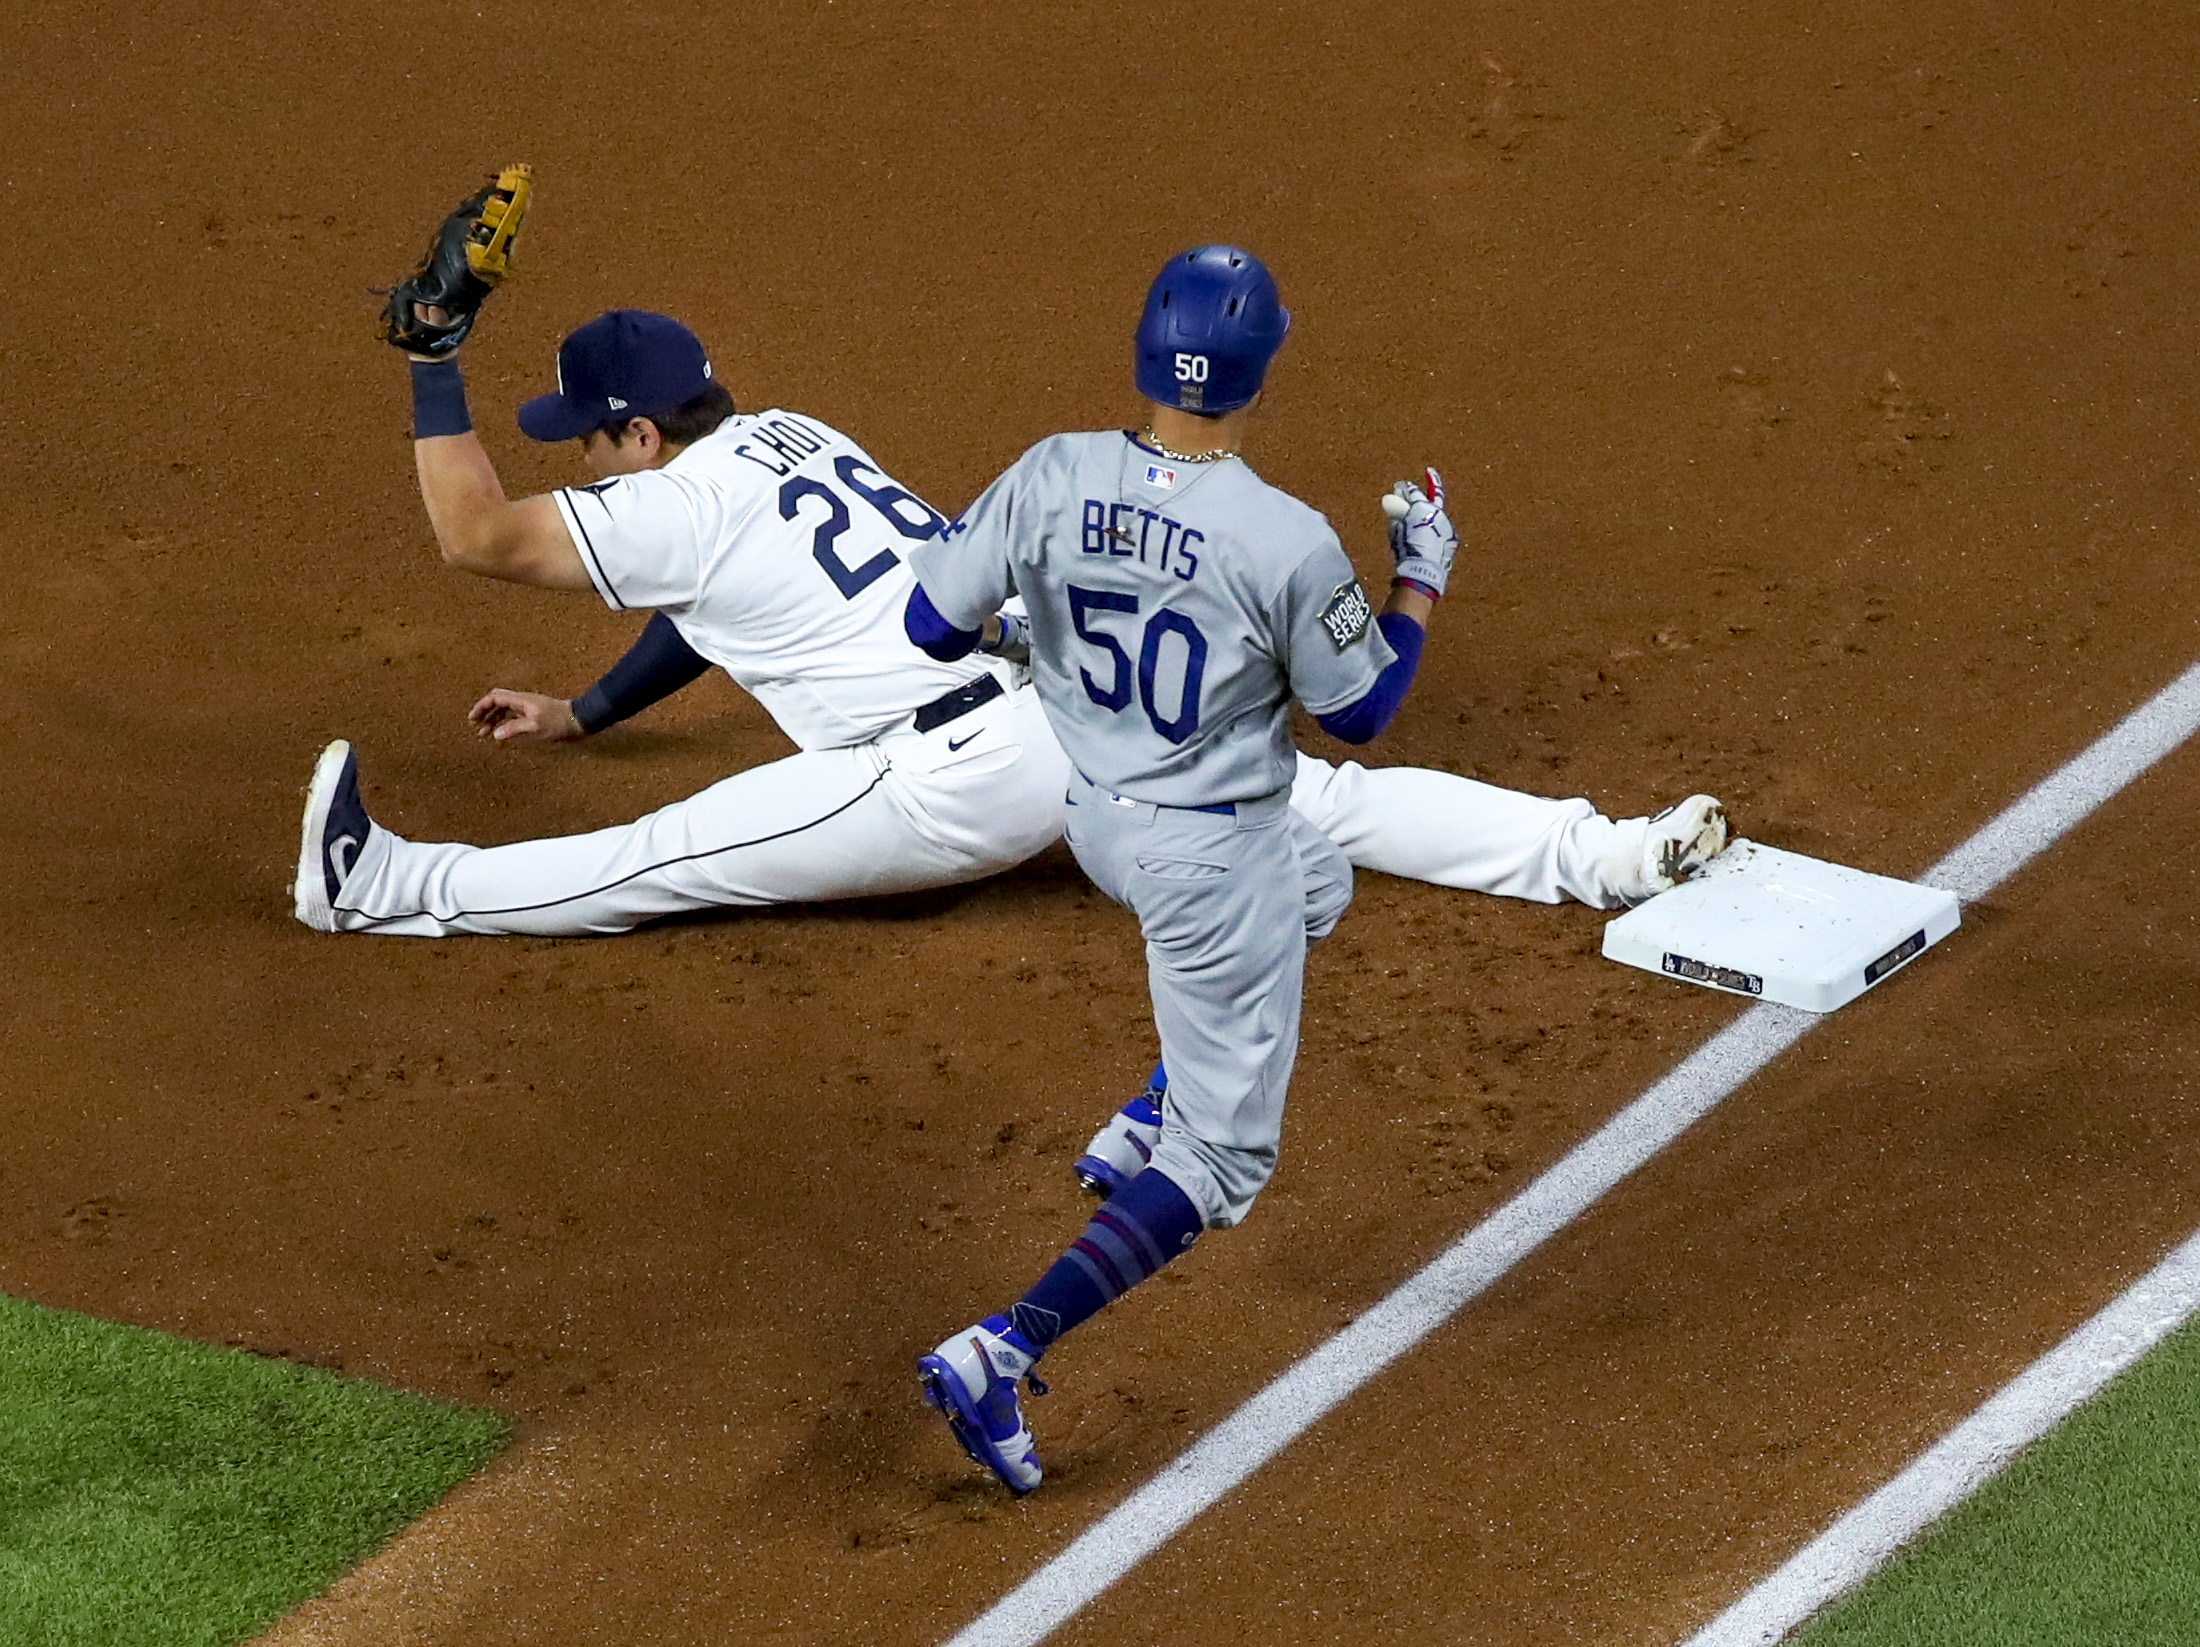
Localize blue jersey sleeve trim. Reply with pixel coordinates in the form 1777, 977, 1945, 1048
1314, 611, 1424, 744
905, 583, 983, 661
571, 612, 712, 734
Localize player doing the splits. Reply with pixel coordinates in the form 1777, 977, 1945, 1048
907, 247, 1454, 1493
296, 180, 1728, 1237
298, 176, 1727, 962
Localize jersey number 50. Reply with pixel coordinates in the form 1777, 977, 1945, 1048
779, 457, 946, 599
1067, 585, 1208, 744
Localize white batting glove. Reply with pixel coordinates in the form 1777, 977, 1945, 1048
1380, 467, 1458, 598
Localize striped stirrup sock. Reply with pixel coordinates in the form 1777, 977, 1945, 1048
1008, 1168, 1204, 1350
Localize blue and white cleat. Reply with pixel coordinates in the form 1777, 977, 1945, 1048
1073, 1067, 1165, 1197
294, 739, 376, 933
917, 1315, 1047, 1494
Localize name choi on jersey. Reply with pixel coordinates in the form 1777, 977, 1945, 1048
1081, 499, 1203, 582
732, 415, 832, 477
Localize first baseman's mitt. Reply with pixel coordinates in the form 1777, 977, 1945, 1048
382, 164, 533, 358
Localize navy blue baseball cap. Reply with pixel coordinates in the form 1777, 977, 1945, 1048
517, 310, 715, 442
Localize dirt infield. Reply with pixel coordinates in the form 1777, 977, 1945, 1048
6, 0, 2200, 1641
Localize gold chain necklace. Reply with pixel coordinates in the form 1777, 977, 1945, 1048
1140, 426, 1237, 464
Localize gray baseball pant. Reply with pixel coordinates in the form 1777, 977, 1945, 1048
1062, 773, 1352, 1229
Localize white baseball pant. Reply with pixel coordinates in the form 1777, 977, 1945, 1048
327, 696, 1635, 937
329, 681, 1071, 936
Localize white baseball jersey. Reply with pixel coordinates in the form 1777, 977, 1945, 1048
911, 431, 1395, 806
321, 418, 1652, 946
553, 409, 989, 750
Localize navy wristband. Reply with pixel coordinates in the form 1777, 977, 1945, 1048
409, 358, 472, 439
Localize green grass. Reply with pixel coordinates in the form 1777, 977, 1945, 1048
1799, 1313, 2200, 1645
0, 1293, 508, 1647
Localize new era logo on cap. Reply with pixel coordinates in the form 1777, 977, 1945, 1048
517, 310, 714, 443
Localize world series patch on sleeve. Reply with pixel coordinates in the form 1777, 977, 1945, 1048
1320, 580, 1373, 649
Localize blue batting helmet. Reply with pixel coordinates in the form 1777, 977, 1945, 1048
1133, 246, 1291, 414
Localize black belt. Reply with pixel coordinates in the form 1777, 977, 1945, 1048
912, 673, 1005, 734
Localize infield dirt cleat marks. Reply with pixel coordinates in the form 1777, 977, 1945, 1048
1680, 107, 1758, 165
1856, 369, 1953, 475
59, 1197, 122, 1243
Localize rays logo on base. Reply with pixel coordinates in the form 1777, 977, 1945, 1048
1143, 462, 1178, 489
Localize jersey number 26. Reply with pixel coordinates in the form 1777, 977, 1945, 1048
779, 457, 946, 599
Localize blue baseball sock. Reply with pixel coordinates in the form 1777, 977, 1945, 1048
1007, 1168, 1204, 1351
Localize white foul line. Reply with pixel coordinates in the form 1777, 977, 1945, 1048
943, 656, 2200, 1647
1683, 1225, 2200, 1646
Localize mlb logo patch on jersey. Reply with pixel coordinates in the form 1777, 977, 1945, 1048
1143, 463, 1178, 489
1321, 580, 1374, 650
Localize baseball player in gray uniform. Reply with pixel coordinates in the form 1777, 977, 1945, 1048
300, 218, 1726, 1241
301, 260, 1723, 948
906, 246, 1473, 1493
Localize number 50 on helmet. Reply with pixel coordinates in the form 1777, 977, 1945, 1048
1133, 245, 1292, 414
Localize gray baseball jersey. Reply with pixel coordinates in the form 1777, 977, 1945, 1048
911, 431, 1393, 807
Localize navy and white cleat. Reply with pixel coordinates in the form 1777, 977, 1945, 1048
1074, 1083, 1163, 1198
917, 1315, 1046, 1494
293, 740, 375, 933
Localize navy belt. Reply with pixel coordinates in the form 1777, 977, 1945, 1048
912, 673, 1004, 733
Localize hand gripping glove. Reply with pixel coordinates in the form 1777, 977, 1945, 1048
382, 164, 533, 358
1380, 467, 1459, 598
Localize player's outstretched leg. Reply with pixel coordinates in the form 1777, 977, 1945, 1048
290, 687, 1067, 937
1072, 1060, 1165, 1197
918, 1168, 1205, 1494
1287, 753, 1730, 908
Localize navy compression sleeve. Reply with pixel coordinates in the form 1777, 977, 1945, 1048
904, 584, 983, 662
570, 612, 712, 734
1314, 612, 1425, 744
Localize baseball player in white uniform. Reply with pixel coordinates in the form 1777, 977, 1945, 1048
297, 289, 1726, 1247
908, 245, 1481, 1493
296, 307, 1724, 942
297, 309, 1073, 936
